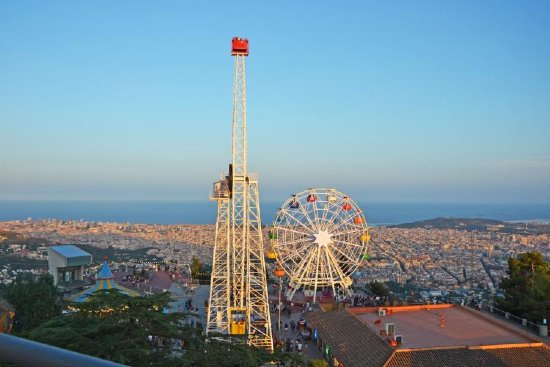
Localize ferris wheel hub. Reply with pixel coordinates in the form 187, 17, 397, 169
312, 229, 333, 248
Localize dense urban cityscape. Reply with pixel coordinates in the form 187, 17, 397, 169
2, 218, 549, 302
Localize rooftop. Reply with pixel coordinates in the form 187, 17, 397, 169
308, 306, 549, 367
353, 304, 534, 349
307, 310, 393, 367
97, 261, 113, 279
385, 343, 550, 367
49, 245, 91, 259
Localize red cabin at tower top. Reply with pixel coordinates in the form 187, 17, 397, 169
231, 37, 249, 56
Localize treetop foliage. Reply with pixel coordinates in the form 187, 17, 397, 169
21, 290, 298, 366
4, 273, 303, 366
5, 272, 60, 332
497, 252, 550, 323
369, 281, 389, 297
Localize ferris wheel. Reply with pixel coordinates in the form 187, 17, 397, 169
270, 188, 370, 301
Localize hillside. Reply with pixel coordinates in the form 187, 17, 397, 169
390, 217, 550, 235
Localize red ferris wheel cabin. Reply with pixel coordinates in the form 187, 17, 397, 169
231, 37, 249, 56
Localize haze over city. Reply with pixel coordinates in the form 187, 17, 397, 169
1, 1, 549, 204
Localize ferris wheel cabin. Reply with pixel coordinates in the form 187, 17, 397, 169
265, 249, 277, 262
231, 37, 249, 56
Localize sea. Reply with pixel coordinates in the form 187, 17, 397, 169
1, 200, 549, 226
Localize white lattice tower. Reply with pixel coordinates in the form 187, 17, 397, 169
232, 51, 247, 309
206, 37, 273, 352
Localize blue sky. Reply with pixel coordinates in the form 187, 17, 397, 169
1, 1, 549, 203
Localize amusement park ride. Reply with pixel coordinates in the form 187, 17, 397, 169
206, 37, 273, 351
206, 38, 370, 353
270, 188, 369, 302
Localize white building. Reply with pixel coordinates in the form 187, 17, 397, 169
47, 245, 92, 285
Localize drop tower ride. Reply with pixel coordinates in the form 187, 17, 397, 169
206, 37, 273, 351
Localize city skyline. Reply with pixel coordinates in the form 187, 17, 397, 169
1, 1, 550, 204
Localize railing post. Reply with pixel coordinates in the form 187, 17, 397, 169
489, 306, 493, 313
522, 318, 527, 327
539, 324, 548, 338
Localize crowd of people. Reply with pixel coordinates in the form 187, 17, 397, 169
183, 298, 200, 313
273, 320, 310, 354
344, 293, 387, 307
283, 337, 306, 353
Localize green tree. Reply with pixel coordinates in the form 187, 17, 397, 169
25, 290, 188, 366
309, 359, 328, 367
5, 272, 60, 332
497, 252, 550, 323
190, 255, 202, 279
24, 290, 291, 367
181, 337, 276, 367
369, 281, 389, 297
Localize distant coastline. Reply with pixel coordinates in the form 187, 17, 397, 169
1, 200, 549, 226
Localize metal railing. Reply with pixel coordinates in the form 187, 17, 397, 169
209, 191, 230, 200
475, 304, 548, 338
0, 333, 127, 367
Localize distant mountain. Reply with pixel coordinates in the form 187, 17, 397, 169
389, 217, 550, 235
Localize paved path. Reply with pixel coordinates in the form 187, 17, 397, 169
271, 307, 324, 362
170, 283, 326, 362
169, 284, 209, 327
114, 270, 174, 294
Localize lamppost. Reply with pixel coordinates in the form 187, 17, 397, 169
275, 267, 285, 345
185, 263, 193, 284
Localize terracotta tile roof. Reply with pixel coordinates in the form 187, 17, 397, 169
384, 344, 550, 367
307, 310, 394, 367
